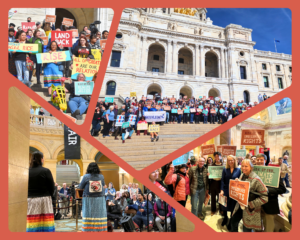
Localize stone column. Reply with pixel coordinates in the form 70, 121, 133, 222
283, 64, 289, 88
167, 40, 172, 73
200, 45, 205, 77
140, 36, 148, 71
172, 41, 178, 74
269, 63, 276, 91
225, 49, 228, 78
195, 44, 200, 76
255, 146, 260, 155
214, 135, 220, 146
228, 47, 235, 79
218, 57, 221, 79
221, 48, 225, 79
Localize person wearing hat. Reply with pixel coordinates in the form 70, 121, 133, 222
165, 163, 190, 207
35, 22, 45, 37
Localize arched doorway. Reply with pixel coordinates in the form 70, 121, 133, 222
147, 44, 165, 73
208, 88, 220, 98
180, 86, 193, 99
243, 91, 250, 104
205, 52, 218, 78
55, 8, 78, 29
106, 81, 116, 95
147, 83, 162, 96
178, 48, 193, 75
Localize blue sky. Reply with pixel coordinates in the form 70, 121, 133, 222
206, 8, 291, 54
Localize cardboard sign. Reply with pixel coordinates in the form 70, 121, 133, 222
177, 110, 183, 115
229, 179, 250, 207
137, 123, 148, 130
74, 81, 94, 95
36, 51, 71, 64
164, 106, 171, 111
51, 31, 72, 47
148, 124, 160, 132
115, 115, 125, 126
70, 29, 79, 38
130, 92, 137, 97
21, 22, 36, 32
100, 39, 107, 50
173, 154, 188, 166
71, 57, 101, 81
91, 49, 102, 61
147, 95, 154, 100
129, 115, 137, 125
259, 148, 270, 154
218, 194, 227, 207
122, 122, 130, 128
253, 165, 280, 188
236, 149, 247, 158
8, 42, 38, 53
170, 98, 176, 103
208, 166, 225, 179
222, 146, 237, 156
40, 36, 49, 46
171, 109, 178, 113
62, 18, 74, 27
105, 97, 114, 103
241, 129, 265, 146
211, 109, 216, 114
190, 108, 196, 113
197, 108, 202, 113
45, 15, 56, 23
201, 144, 215, 155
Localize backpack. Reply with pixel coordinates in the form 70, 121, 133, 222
54, 211, 62, 220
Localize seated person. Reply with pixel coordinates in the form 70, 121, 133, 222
154, 198, 172, 232
125, 193, 138, 215
107, 199, 122, 229
150, 121, 159, 142
136, 116, 148, 136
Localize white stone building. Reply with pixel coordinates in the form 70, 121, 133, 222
102, 8, 292, 103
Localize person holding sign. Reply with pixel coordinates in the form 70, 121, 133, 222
256, 154, 286, 232
230, 159, 268, 232
150, 121, 159, 142
72, 36, 93, 60
136, 116, 148, 136
220, 155, 241, 229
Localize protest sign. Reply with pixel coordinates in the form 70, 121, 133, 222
105, 97, 114, 103
177, 110, 183, 115
211, 109, 216, 114
122, 122, 130, 128
199, 105, 203, 109
21, 22, 36, 32
218, 194, 227, 207
62, 18, 74, 26
164, 106, 171, 111
45, 15, 56, 23
219, 109, 225, 114
229, 180, 250, 207
157, 101, 163, 104
147, 95, 153, 99
173, 154, 188, 166
197, 108, 202, 112
184, 109, 190, 113
100, 39, 107, 50
70, 29, 78, 38
238, 103, 243, 107
222, 146, 237, 156
40, 36, 48, 46
190, 108, 196, 113
253, 165, 280, 188
170, 98, 176, 103
36, 51, 71, 64
8, 42, 38, 53
259, 148, 270, 154
71, 57, 100, 80
199, 96, 202, 99
130, 92, 137, 97
141, 96, 147, 101
208, 166, 225, 179
51, 31, 72, 47
202, 110, 208, 115
144, 111, 166, 122
241, 129, 265, 146
236, 149, 247, 158
148, 124, 160, 132
202, 96, 206, 100
171, 109, 178, 114
129, 115, 137, 125
137, 123, 148, 130
201, 144, 215, 155
217, 146, 223, 154
155, 106, 161, 110
115, 115, 125, 126
91, 49, 101, 61
74, 81, 94, 95
204, 195, 211, 207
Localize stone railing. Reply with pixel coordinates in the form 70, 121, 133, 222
254, 49, 292, 60
30, 114, 63, 128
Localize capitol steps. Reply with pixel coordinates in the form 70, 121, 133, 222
56, 165, 80, 186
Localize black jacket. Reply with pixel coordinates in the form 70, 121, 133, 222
262, 178, 286, 214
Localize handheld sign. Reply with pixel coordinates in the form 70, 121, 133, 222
51, 31, 72, 47
21, 22, 36, 32
199, 96, 202, 99
137, 122, 148, 130
202, 110, 208, 115
190, 108, 196, 113
253, 165, 280, 188
201, 144, 215, 155
100, 39, 107, 50
210, 109, 216, 114
157, 101, 163, 104
62, 18, 74, 27
222, 146, 237, 156
8, 42, 38, 53
45, 15, 56, 23
128, 115, 137, 125
74, 81, 94, 95
219, 109, 225, 114
91, 49, 101, 61
36, 51, 71, 64
147, 95, 153, 100
130, 92, 137, 97
218, 194, 227, 207
71, 57, 101, 81
241, 129, 265, 146
122, 122, 130, 129
259, 148, 270, 154
164, 106, 171, 111
141, 96, 147, 101
40, 36, 49, 46
184, 109, 190, 113
236, 149, 247, 158
238, 103, 243, 107
199, 105, 203, 109
115, 115, 125, 126
170, 98, 176, 103
208, 166, 225, 179
197, 108, 202, 113
148, 124, 160, 132
177, 110, 183, 115
173, 154, 188, 166
70, 29, 79, 38
171, 109, 178, 113
229, 179, 250, 207
217, 146, 223, 155
105, 97, 114, 103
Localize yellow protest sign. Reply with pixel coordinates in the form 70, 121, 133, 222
91, 49, 102, 61
71, 57, 101, 81
130, 92, 137, 97
137, 123, 148, 130
148, 124, 160, 132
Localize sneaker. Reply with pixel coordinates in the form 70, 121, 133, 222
156, 136, 159, 141
128, 136, 131, 139
122, 140, 125, 143
151, 138, 154, 142
198, 213, 204, 220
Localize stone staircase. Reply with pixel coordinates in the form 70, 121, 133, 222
98, 122, 221, 169
56, 165, 80, 186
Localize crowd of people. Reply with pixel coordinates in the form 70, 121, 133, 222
150, 145, 292, 232
9, 15, 108, 120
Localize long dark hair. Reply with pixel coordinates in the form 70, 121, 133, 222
30, 151, 44, 168
86, 162, 101, 174
50, 40, 59, 50
15, 30, 26, 40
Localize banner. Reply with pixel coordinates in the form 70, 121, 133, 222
241, 129, 265, 145
51, 31, 72, 47
64, 125, 80, 159
137, 123, 148, 130
130, 92, 137, 97
218, 194, 227, 207
62, 18, 74, 26
105, 97, 114, 103
148, 124, 160, 132
115, 115, 125, 126
45, 15, 56, 23
8, 42, 38, 53
208, 166, 225, 179
36, 51, 71, 64
253, 165, 280, 188
21, 22, 36, 32
91, 49, 101, 61
173, 154, 188, 166
236, 149, 247, 158
144, 111, 166, 122
129, 115, 137, 125
222, 146, 237, 156
71, 57, 101, 80
122, 122, 130, 128
74, 81, 94, 95
229, 179, 250, 207
201, 144, 215, 155
100, 39, 107, 50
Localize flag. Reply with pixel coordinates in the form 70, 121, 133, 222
275, 40, 280, 43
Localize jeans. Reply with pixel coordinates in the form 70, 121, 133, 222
155, 217, 170, 232
15, 60, 30, 86
29, 55, 42, 83
68, 97, 89, 115
183, 114, 188, 123
122, 129, 134, 140
91, 120, 101, 135
177, 114, 182, 123
210, 114, 216, 124
191, 188, 206, 217
64, 61, 71, 78
284, 174, 291, 187
195, 115, 200, 123
203, 116, 208, 124
190, 113, 194, 123
165, 112, 169, 123
133, 214, 154, 230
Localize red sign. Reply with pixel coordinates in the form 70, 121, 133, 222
177, 110, 183, 115
201, 144, 215, 155
51, 31, 72, 47
229, 179, 250, 207
62, 18, 74, 27
45, 15, 56, 23
190, 108, 196, 113
259, 148, 270, 154
222, 146, 237, 156
197, 108, 202, 112
210, 109, 216, 114
21, 22, 36, 32
170, 98, 176, 103
100, 39, 107, 50
241, 129, 265, 146
69, 29, 78, 38
209, 96, 214, 100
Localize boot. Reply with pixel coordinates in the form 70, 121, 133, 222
227, 218, 232, 231
122, 140, 125, 143
137, 130, 140, 136
144, 130, 147, 135
128, 136, 131, 139
221, 215, 228, 226
115, 136, 119, 140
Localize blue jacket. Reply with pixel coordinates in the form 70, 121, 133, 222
78, 173, 105, 197
150, 108, 157, 111
59, 187, 71, 197
128, 200, 153, 216
143, 106, 148, 112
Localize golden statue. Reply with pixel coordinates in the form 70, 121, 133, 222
174, 8, 179, 13
191, 9, 197, 16
174, 8, 197, 16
